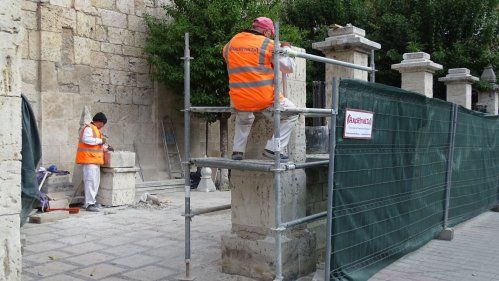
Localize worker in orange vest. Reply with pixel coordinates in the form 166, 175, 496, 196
75, 112, 107, 212
223, 17, 298, 162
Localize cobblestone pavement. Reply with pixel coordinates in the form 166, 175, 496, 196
22, 191, 499, 281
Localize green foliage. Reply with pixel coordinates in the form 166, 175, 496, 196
283, 0, 498, 99
144, 0, 304, 122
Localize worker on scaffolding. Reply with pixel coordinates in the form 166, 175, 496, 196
223, 17, 297, 162
75, 112, 108, 212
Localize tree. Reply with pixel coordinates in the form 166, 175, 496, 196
144, 0, 302, 188
283, 0, 498, 99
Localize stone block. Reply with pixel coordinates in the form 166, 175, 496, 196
221, 230, 316, 280
123, 46, 144, 57
92, 68, 110, 84
137, 73, 153, 88
41, 92, 73, 121
127, 57, 149, 74
76, 11, 96, 37
0, 214, 22, 280
93, 83, 116, 103
50, 0, 72, 8
102, 151, 136, 168
100, 9, 127, 28
91, 0, 115, 10
41, 121, 68, 146
0, 96, 22, 152
22, 1, 38, 12
74, 36, 93, 65
134, 31, 147, 48
90, 51, 108, 68
110, 70, 136, 86
139, 105, 153, 123
75, 65, 93, 94
42, 144, 61, 164
115, 86, 134, 104
41, 31, 62, 62
132, 87, 153, 105
40, 61, 58, 92
40, 5, 76, 31
128, 15, 147, 32
57, 65, 77, 85
0, 161, 21, 215
74, 0, 98, 14
22, 10, 37, 30
97, 167, 138, 206
101, 42, 122, 54
116, 0, 135, 14
108, 27, 135, 45
28, 30, 40, 60
436, 228, 454, 241
108, 54, 126, 70
93, 24, 108, 42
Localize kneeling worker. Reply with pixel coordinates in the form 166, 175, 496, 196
223, 17, 298, 162
75, 112, 107, 212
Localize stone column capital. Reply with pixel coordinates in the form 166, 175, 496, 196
312, 25, 381, 54
438, 68, 479, 84
391, 52, 443, 74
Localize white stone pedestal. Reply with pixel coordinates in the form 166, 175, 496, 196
97, 167, 139, 206
477, 66, 498, 115
438, 68, 478, 109
392, 52, 443, 98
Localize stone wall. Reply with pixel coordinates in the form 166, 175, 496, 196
19, 0, 175, 180
305, 166, 328, 262
0, 0, 23, 280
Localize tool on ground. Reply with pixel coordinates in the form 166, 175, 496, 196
46, 208, 80, 214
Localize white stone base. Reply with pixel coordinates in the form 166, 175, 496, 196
97, 167, 139, 206
102, 151, 136, 168
221, 229, 316, 280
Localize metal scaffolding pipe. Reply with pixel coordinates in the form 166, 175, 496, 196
187, 204, 232, 217
291, 160, 330, 169
191, 157, 274, 171
370, 50, 376, 82
283, 48, 375, 73
189, 106, 336, 116
182, 33, 193, 280
325, 77, 339, 281
281, 211, 327, 229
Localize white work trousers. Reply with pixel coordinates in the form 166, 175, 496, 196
233, 98, 299, 153
83, 164, 100, 207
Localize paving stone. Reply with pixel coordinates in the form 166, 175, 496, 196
111, 254, 159, 268
23, 250, 73, 265
123, 265, 176, 281
64, 242, 107, 255
24, 240, 66, 253
65, 252, 116, 266
102, 244, 148, 257
40, 274, 86, 281
24, 261, 77, 278
74, 263, 127, 280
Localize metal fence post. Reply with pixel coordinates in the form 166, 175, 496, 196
182, 33, 194, 280
370, 50, 376, 83
325, 77, 339, 280
438, 103, 458, 241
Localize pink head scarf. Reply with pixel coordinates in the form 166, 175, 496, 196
252, 17, 275, 36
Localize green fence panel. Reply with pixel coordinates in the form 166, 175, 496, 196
328, 79, 499, 281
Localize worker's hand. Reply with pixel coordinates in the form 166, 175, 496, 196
281, 42, 291, 48
101, 137, 107, 144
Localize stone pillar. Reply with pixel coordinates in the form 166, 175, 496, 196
312, 24, 380, 107
392, 52, 443, 98
0, 0, 23, 280
438, 68, 478, 109
476, 66, 498, 115
223, 48, 315, 280
97, 151, 138, 206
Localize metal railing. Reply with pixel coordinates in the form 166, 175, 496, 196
181, 22, 376, 281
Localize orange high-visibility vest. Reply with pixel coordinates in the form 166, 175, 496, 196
75, 123, 104, 165
223, 31, 282, 111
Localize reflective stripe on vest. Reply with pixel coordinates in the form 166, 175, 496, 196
75, 124, 104, 165
223, 32, 276, 111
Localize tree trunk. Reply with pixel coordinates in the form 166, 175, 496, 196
217, 116, 230, 190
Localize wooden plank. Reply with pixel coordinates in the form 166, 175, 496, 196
29, 211, 70, 224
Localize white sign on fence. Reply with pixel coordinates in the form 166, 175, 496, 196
343, 108, 374, 139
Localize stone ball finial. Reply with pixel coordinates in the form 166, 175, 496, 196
481, 65, 497, 84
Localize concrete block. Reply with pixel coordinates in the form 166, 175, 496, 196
437, 228, 454, 241
221, 230, 316, 280
0, 215, 21, 280
29, 211, 70, 223
102, 151, 136, 168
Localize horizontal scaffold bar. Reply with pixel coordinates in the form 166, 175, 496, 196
189, 106, 336, 116
281, 48, 375, 73
190, 157, 331, 172
281, 211, 327, 228
184, 204, 232, 217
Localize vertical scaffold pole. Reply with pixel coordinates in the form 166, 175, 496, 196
370, 50, 375, 83
183, 33, 193, 280
273, 21, 283, 281
325, 77, 339, 281
443, 103, 458, 229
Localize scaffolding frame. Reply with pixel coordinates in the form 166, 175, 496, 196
181, 22, 376, 281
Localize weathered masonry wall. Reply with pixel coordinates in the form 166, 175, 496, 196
0, 0, 23, 280
19, 0, 172, 179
